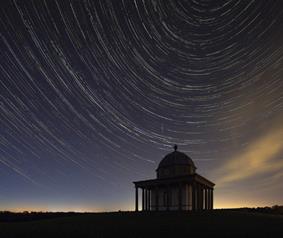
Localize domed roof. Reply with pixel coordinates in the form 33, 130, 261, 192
157, 145, 196, 170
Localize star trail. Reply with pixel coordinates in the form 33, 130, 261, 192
0, 0, 283, 211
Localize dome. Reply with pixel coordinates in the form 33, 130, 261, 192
156, 145, 196, 178
158, 151, 196, 169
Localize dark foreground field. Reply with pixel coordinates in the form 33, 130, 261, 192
0, 210, 282, 238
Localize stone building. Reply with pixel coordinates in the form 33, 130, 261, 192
133, 145, 214, 211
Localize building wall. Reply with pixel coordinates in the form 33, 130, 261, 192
150, 184, 193, 211
157, 165, 195, 178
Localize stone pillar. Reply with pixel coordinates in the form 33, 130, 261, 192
135, 186, 138, 212
197, 184, 201, 210
196, 184, 199, 210
200, 185, 203, 210
207, 189, 210, 210
203, 187, 205, 210
206, 188, 209, 210
145, 188, 148, 211
142, 188, 145, 211
199, 185, 203, 210
192, 183, 196, 211
204, 188, 208, 210
178, 183, 182, 211
155, 186, 159, 211
147, 189, 150, 211
208, 188, 213, 210
211, 189, 213, 210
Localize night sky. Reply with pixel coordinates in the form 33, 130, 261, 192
1, 0, 283, 212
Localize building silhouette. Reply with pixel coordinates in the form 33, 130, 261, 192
133, 145, 215, 211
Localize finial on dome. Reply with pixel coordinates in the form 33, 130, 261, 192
174, 144, 178, 151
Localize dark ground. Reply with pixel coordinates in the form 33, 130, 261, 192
0, 210, 282, 238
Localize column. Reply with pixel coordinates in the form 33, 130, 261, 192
200, 185, 203, 210
147, 189, 151, 211
204, 188, 208, 210
202, 187, 205, 210
145, 189, 148, 211
197, 185, 199, 210
211, 189, 213, 210
192, 183, 196, 211
178, 183, 182, 211
155, 186, 159, 211
206, 188, 209, 210
200, 185, 204, 210
208, 189, 212, 210
142, 188, 145, 211
197, 184, 201, 210
135, 186, 138, 212
204, 188, 206, 210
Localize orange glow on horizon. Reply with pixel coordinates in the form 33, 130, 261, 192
3, 201, 282, 213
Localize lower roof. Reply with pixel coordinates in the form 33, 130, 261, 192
133, 173, 215, 188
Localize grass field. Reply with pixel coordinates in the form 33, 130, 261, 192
0, 210, 282, 238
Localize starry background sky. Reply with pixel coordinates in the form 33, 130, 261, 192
1, 0, 283, 212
